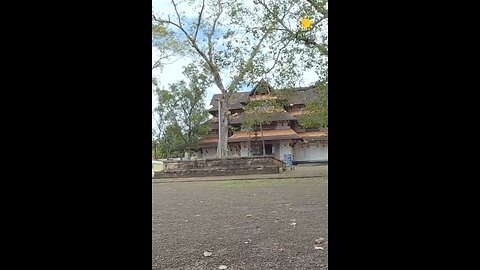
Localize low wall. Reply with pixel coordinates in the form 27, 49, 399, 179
154, 156, 285, 178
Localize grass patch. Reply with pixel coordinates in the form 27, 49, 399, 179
218, 176, 327, 188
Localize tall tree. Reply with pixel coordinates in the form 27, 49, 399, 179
154, 64, 211, 157
153, 0, 283, 158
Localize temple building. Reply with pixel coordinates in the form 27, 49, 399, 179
198, 80, 328, 164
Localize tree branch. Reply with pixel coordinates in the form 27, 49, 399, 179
194, 0, 205, 42
265, 38, 292, 74
171, 0, 183, 28
256, 0, 327, 54
152, 54, 180, 70
152, 14, 227, 94
227, 26, 274, 95
305, 0, 328, 18
207, 1, 223, 62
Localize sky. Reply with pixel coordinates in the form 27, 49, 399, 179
152, 0, 322, 128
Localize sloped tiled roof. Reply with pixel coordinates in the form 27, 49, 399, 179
283, 88, 319, 105
227, 110, 296, 125
298, 131, 328, 141
229, 113, 245, 125
198, 137, 219, 146
209, 92, 249, 111
229, 128, 302, 142
269, 111, 297, 121
209, 88, 318, 111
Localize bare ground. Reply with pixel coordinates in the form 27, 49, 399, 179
152, 177, 328, 270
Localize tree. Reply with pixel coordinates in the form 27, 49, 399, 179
297, 81, 328, 128
253, 0, 328, 127
243, 82, 288, 155
153, 0, 284, 158
248, 0, 328, 86
152, 0, 328, 157
243, 100, 273, 156
154, 64, 211, 157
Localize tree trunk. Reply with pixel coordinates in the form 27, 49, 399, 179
260, 124, 266, 156
248, 139, 252, 157
166, 142, 170, 159
218, 97, 229, 159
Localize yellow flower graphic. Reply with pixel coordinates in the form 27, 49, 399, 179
299, 17, 314, 30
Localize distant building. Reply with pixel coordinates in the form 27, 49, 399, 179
199, 80, 328, 164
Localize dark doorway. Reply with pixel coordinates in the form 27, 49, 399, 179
265, 144, 273, 155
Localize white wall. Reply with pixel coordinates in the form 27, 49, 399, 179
279, 140, 293, 162
293, 142, 328, 162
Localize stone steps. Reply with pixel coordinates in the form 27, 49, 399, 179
155, 165, 281, 178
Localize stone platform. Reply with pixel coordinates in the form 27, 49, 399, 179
154, 156, 286, 178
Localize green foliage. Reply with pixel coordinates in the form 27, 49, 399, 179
248, 0, 328, 87
243, 98, 285, 129
298, 82, 328, 128
153, 64, 212, 157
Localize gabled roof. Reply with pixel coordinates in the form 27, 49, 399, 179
249, 79, 273, 96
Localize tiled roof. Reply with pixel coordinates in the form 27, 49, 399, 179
250, 95, 278, 101
269, 111, 297, 121
229, 128, 302, 142
229, 111, 296, 124
298, 131, 328, 141
283, 88, 319, 105
208, 84, 320, 111
210, 92, 250, 111
229, 114, 245, 125
198, 137, 219, 146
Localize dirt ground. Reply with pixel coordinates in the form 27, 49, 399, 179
152, 177, 328, 270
